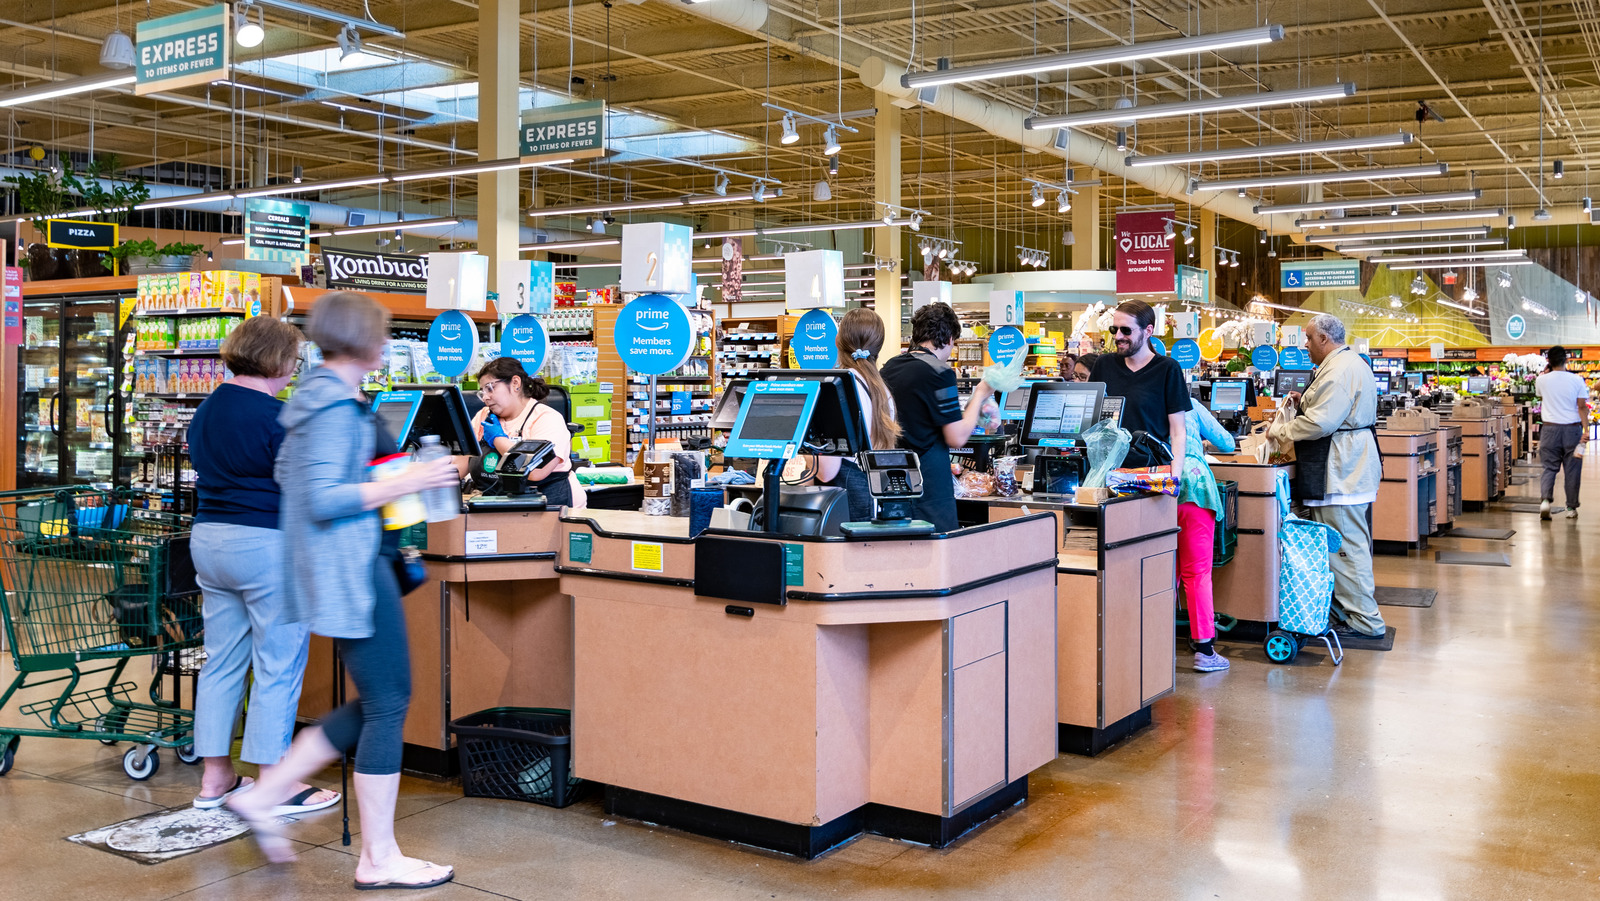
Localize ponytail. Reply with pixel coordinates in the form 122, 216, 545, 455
835, 309, 901, 449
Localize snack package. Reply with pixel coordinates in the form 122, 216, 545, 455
223, 271, 242, 309
188, 272, 204, 308
408, 340, 444, 384
1106, 466, 1181, 497
243, 273, 261, 316
953, 466, 996, 499
387, 341, 414, 387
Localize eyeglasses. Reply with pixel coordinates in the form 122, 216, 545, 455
1110, 325, 1138, 336
476, 380, 503, 398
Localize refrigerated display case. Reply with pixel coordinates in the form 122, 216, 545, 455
15, 291, 125, 489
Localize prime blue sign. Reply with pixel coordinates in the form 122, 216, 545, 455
1171, 337, 1202, 370
1281, 260, 1360, 291
792, 309, 839, 369
1251, 345, 1280, 371
613, 294, 694, 375
135, 5, 229, 95
501, 314, 549, 374
986, 326, 1027, 367
427, 310, 478, 379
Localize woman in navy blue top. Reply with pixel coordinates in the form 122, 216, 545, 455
188, 315, 339, 817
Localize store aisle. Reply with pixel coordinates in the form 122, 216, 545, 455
2, 460, 1598, 900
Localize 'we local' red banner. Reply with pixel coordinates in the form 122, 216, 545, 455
1115, 210, 1176, 295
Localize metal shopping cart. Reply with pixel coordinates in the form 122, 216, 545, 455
0, 487, 204, 780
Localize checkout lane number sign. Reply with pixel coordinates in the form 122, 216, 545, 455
501, 314, 549, 374
792, 309, 839, 369
613, 294, 695, 376
986, 325, 1027, 367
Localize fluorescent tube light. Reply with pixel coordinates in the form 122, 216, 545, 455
1368, 250, 1527, 264
392, 158, 573, 181
1256, 189, 1480, 216
333, 217, 460, 236
903, 25, 1284, 89
518, 238, 622, 252
0, 72, 136, 108
1332, 240, 1505, 254
236, 176, 391, 198
137, 192, 238, 210
1385, 259, 1532, 271
1310, 226, 1492, 242
1127, 132, 1413, 168
1197, 162, 1445, 193
1298, 206, 1501, 228
1027, 82, 1354, 130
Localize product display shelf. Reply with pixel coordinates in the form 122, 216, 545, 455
715, 315, 796, 390
595, 304, 720, 471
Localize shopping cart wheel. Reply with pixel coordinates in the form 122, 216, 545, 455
1264, 631, 1299, 664
97, 709, 128, 745
123, 746, 160, 781
176, 744, 200, 765
0, 735, 17, 777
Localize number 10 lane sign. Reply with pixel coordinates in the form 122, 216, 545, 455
135, 5, 229, 95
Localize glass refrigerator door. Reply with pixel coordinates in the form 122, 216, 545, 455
60, 297, 119, 488
16, 299, 63, 489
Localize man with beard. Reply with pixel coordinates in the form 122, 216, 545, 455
1087, 300, 1189, 467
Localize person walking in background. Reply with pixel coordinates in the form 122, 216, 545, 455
1536, 345, 1590, 520
227, 292, 460, 890
1266, 313, 1386, 640
188, 316, 339, 817
1178, 397, 1237, 672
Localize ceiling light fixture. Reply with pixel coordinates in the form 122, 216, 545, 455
394, 157, 573, 182
823, 126, 841, 157
1026, 82, 1355, 130
1198, 161, 1446, 193
902, 25, 1284, 89
333, 216, 460, 237
291, 164, 303, 184
1332, 240, 1506, 254
1368, 250, 1528, 264
0, 72, 136, 108
1030, 183, 1046, 208
235, 2, 265, 48
336, 24, 364, 65
1311, 226, 1493, 243
100, 29, 136, 69
1299, 208, 1502, 228
1254, 189, 1481, 216
1554, 159, 1565, 179
1126, 131, 1413, 168
235, 175, 390, 198
1388, 259, 1532, 271
780, 113, 799, 145
1057, 191, 1071, 214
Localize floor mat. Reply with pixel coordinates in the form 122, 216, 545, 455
1495, 495, 1543, 504
1436, 550, 1512, 566
67, 806, 255, 864
1374, 587, 1437, 607
1500, 504, 1564, 514
1443, 528, 1515, 540
1337, 626, 1396, 651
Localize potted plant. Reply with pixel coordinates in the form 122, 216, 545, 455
57, 155, 148, 278
6, 162, 69, 280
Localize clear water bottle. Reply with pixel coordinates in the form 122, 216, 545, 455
414, 435, 461, 522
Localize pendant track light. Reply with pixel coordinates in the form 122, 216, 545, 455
235, 2, 264, 48
780, 113, 799, 145
1057, 191, 1071, 214
1030, 183, 1045, 208
823, 126, 841, 157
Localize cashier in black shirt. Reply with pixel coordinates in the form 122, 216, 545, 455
1088, 300, 1189, 467
881, 303, 996, 532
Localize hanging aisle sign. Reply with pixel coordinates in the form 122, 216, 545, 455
244, 199, 310, 269
501, 314, 549, 374
135, 4, 229, 95
427, 310, 478, 379
791, 309, 839, 369
519, 101, 607, 162
986, 325, 1027, 367
1176, 265, 1209, 305
44, 220, 117, 250
1114, 210, 1176, 295
1281, 260, 1360, 291
612, 294, 694, 375
621, 222, 693, 296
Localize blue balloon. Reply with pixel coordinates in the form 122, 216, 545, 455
987, 325, 1027, 366
613, 294, 695, 375
792, 309, 839, 369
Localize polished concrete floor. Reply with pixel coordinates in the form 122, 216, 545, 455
3, 460, 1598, 899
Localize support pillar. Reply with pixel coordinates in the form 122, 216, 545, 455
873, 97, 903, 351
479, 0, 520, 292
1071, 181, 1100, 270
1199, 209, 1217, 324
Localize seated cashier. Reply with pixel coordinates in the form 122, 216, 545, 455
470, 357, 587, 509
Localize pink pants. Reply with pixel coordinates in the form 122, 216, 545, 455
1178, 502, 1217, 642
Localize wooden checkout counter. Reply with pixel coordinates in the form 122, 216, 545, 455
1450, 398, 1512, 509
557, 508, 1059, 858
1373, 409, 1440, 554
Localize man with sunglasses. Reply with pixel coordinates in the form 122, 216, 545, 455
1088, 300, 1189, 468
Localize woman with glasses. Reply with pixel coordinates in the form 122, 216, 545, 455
471, 357, 586, 509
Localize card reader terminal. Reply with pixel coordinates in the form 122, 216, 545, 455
840, 449, 936, 538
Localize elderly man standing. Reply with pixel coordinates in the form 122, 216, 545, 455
1267, 313, 1387, 639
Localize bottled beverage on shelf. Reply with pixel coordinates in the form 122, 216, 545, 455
414, 435, 461, 522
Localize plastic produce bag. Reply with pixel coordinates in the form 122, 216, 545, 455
1081, 419, 1131, 488
981, 347, 1028, 394
1263, 403, 1297, 464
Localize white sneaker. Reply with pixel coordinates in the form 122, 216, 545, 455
1566, 506, 1579, 519
1541, 499, 1553, 520
1194, 651, 1231, 672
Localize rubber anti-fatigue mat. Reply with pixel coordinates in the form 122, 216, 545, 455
1501, 504, 1566, 514
1443, 528, 1516, 540
1338, 626, 1397, 651
1436, 549, 1512, 566
1374, 587, 1437, 608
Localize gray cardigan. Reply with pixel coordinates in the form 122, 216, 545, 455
276, 366, 381, 639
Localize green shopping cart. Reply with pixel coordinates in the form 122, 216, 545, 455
0, 487, 203, 780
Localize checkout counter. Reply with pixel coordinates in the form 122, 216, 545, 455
1373, 408, 1440, 553
557, 370, 1059, 857
1450, 397, 1508, 509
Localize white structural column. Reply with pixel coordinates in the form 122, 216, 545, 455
1071, 179, 1100, 270
1199, 210, 1218, 317
874, 97, 903, 351
479, 0, 520, 291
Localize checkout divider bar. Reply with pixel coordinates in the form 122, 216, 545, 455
420, 552, 557, 563
786, 559, 1058, 602
554, 565, 698, 589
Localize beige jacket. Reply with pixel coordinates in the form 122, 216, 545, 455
1266, 344, 1380, 501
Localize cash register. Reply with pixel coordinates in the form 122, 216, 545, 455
1020, 381, 1106, 498
1208, 377, 1255, 437
372, 383, 554, 511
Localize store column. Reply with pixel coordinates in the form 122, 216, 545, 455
1198, 209, 1217, 320
1070, 177, 1100, 270
874, 97, 902, 351
478, 0, 520, 290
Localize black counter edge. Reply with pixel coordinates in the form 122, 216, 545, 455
420, 551, 557, 563
786, 558, 1058, 602
1101, 527, 1183, 552
558, 510, 1058, 544
554, 565, 697, 589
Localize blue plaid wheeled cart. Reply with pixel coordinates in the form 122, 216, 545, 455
1263, 515, 1345, 665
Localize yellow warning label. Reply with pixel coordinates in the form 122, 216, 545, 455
631, 541, 663, 572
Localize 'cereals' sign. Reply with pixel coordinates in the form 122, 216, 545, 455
135, 5, 229, 95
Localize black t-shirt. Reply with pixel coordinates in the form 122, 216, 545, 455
1089, 352, 1190, 466
880, 349, 963, 454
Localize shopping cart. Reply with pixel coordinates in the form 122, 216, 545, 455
1263, 515, 1345, 666
0, 487, 203, 780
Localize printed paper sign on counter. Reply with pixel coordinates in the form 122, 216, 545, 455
784, 250, 845, 310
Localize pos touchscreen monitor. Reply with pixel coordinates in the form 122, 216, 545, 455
1209, 378, 1251, 414
1273, 369, 1312, 397
999, 383, 1036, 421
1022, 382, 1106, 448
725, 380, 821, 460
372, 384, 478, 454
